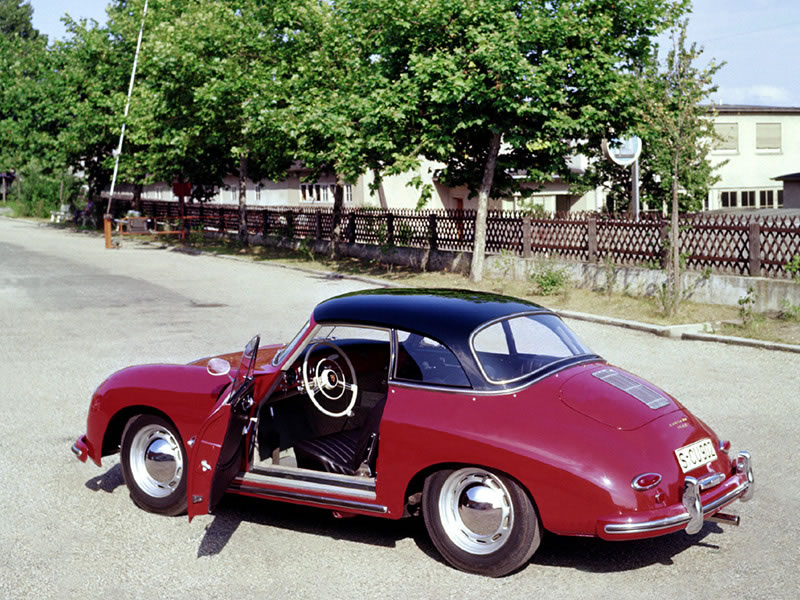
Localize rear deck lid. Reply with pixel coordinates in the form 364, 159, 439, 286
559, 366, 678, 430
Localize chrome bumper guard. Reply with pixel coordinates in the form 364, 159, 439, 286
604, 450, 754, 536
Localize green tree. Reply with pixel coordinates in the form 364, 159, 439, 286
648, 19, 722, 315
576, 21, 721, 216
332, 0, 684, 281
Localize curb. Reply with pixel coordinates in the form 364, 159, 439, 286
681, 332, 800, 354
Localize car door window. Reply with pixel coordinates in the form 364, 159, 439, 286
394, 330, 470, 388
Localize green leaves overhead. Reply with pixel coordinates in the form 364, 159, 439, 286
3, 0, 688, 214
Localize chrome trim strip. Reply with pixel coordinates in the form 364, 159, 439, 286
603, 480, 750, 535
229, 481, 388, 514
241, 469, 377, 500
249, 464, 376, 492
389, 356, 602, 396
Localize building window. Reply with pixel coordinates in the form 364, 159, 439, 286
759, 190, 774, 208
300, 183, 352, 203
255, 185, 261, 203
778, 190, 784, 207
756, 123, 781, 151
230, 185, 238, 203
713, 123, 738, 152
741, 191, 756, 207
720, 191, 737, 208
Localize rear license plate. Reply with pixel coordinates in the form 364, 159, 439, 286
675, 438, 717, 473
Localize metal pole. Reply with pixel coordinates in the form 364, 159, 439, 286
631, 157, 640, 220
105, 0, 149, 218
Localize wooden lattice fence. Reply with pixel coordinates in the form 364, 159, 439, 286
133, 200, 800, 279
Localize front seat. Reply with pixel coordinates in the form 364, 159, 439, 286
293, 395, 387, 476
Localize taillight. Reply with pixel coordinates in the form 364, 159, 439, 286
631, 473, 662, 491
719, 440, 731, 454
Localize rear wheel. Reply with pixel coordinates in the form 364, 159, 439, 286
120, 414, 187, 516
422, 467, 540, 577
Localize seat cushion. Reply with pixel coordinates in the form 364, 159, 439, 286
294, 429, 361, 475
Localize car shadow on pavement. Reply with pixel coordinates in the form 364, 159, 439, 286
196, 494, 427, 558
84, 463, 124, 493
530, 524, 725, 573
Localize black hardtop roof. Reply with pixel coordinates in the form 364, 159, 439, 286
313, 289, 550, 343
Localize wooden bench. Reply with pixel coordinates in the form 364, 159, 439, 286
118, 216, 199, 243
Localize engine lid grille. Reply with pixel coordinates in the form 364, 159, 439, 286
591, 368, 670, 410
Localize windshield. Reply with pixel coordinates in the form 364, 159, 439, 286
471, 313, 592, 384
232, 335, 260, 393
272, 320, 311, 366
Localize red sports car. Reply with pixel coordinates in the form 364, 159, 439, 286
73, 289, 753, 576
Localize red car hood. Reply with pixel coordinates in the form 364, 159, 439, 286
187, 343, 283, 371
559, 365, 680, 430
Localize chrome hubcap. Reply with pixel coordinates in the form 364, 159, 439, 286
439, 468, 513, 555
129, 424, 183, 498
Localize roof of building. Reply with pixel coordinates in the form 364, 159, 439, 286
774, 172, 800, 182
711, 104, 800, 115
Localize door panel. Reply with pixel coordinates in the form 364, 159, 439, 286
186, 380, 255, 520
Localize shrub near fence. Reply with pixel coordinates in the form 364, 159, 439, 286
134, 200, 800, 279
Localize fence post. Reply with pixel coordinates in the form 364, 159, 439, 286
428, 213, 438, 251
387, 213, 395, 245
347, 213, 357, 244
587, 217, 598, 263
315, 209, 322, 239
522, 216, 532, 258
748, 221, 761, 276
285, 210, 294, 238
659, 220, 668, 269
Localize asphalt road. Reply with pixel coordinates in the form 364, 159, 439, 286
1, 217, 798, 600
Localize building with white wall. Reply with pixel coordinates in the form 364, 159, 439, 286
707, 105, 800, 211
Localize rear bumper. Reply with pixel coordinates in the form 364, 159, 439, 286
600, 450, 754, 539
71, 435, 90, 463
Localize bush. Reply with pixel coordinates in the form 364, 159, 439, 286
530, 262, 571, 296
7, 160, 82, 218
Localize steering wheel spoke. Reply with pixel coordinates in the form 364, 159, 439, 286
302, 341, 358, 418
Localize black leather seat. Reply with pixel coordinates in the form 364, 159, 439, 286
294, 396, 387, 476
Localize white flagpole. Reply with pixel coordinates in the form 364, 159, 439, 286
105, 0, 149, 216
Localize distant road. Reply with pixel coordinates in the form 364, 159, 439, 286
1, 217, 797, 599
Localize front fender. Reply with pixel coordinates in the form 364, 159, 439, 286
84, 364, 230, 466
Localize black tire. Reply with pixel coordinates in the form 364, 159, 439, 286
422, 467, 541, 577
120, 414, 188, 516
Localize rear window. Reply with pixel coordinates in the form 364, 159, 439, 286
471, 314, 591, 383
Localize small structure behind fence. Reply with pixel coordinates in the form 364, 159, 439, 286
134, 200, 800, 279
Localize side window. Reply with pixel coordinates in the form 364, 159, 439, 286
394, 330, 470, 388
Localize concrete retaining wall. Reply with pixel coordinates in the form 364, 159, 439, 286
245, 232, 800, 311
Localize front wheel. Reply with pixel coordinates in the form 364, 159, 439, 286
422, 467, 541, 577
120, 414, 188, 516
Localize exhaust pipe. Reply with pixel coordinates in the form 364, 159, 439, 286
709, 512, 740, 526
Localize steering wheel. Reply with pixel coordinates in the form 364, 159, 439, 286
302, 341, 359, 417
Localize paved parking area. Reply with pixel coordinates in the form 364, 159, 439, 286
1, 218, 798, 599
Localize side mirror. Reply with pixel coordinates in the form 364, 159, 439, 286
207, 357, 231, 378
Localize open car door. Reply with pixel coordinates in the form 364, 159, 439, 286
187, 336, 260, 520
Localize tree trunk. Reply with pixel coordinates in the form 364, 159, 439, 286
668, 149, 681, 315
330, 181, 344, 258
238, 155, 248, 245
469, 131, 502, 283
133, 183, 143, 214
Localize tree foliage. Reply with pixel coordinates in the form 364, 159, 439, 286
576, 18, 722, 215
